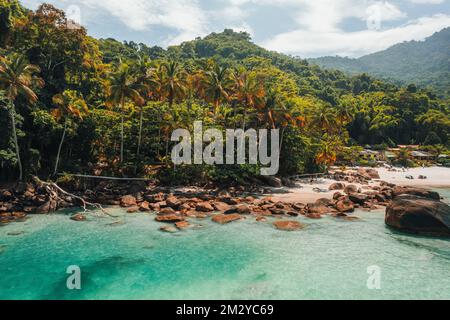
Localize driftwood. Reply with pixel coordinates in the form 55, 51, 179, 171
33, 176, 117, 218
57, 173, 152, 181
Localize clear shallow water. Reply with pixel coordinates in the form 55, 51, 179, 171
0, 189, 449, 300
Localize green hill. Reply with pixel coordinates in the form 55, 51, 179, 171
309, 28, 450, 98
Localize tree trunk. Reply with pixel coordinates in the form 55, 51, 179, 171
53, 120, 67, 176
137, 106, 143, 157
9, 100, 23, 181
120, 99, 125, 164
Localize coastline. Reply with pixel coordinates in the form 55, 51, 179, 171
271, 166, 450, 204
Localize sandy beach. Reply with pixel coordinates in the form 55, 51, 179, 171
270, 166, 450, 204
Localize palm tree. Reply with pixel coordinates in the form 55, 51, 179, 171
0, 54, 43, 181
231, 70, 265, 129
159, 61, 186, 111
51, 90, 88, 176
200, 63, 231, 116
309, 104, 338, 135
132, 59, 155, 159
315, 136, 338, 172
106, 64, 145, 164
336, 103, 354, 126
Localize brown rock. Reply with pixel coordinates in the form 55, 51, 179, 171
358, 168, 380, 180
329, 182, 345, 190
307, 203, 331, 214
166, 196, 181, 208
335, 199, 355, 213
159, 207, 176, 215
315, 198, 332, 206
256, 216, 267, 222
212, 213, 242, 224
275, 202, 285, 209
155, 214, 185, 223
292, 203, 305, 211
344, 185, 359, 195
221, 197, 240, 205
127, 206, 140, 213
386, 195, 450, 237
212, 202, 230, 212
175, 221, 191, 229
139, 201, 151, 212
392, 187, 440, 201
236, 205, 251, 214
196, 202, 214, 212
12, 212, 27, 219
270, 208, 287, 215
349, 193, 369, 205
273, 220, 305, 231
120, 195, 137, 207
70, 213, 87, 221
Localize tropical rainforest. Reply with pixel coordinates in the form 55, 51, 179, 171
310, 28, 450, 99
0, 1, 449, 184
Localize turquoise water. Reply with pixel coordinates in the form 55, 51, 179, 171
0, 189, 450, 300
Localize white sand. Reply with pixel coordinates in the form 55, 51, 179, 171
270, 166, 450, 204
377, 166, 450, 187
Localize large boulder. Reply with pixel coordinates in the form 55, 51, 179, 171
392, 187, 440, 201
385, 195, 450, 237
120, 195, 137, 207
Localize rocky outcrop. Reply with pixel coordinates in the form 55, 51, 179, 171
392, 186, 440, 201
386, 195, 450, 237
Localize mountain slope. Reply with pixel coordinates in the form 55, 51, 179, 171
309, 28, 450, 98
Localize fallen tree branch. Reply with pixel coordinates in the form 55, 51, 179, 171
33, 176, 117, 218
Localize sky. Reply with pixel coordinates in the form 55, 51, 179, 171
22, 0, 450, 58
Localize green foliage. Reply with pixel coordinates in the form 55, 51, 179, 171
0, 1, 449, 183
310, 28, 450, 98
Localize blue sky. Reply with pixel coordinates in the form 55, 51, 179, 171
22, 0, 450, 58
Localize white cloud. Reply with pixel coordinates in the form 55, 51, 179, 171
263, 14, 450, 57
21, 0, 450, 56
23, 0, 209, 43
409, 0, 445, 4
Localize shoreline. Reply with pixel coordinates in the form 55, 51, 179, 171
271, 166, 450, 204
1, 166, 450, 228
